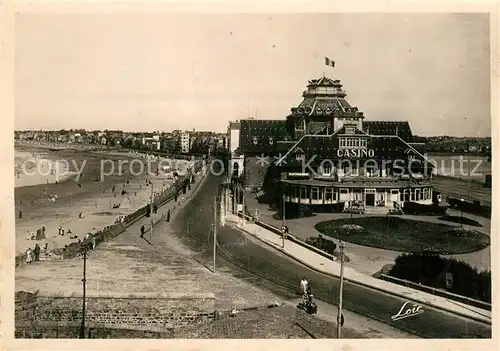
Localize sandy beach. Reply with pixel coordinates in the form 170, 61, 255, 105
15, 150, 78, 188
15, 145, 195, 256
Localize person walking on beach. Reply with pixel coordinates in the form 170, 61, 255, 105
19, 210, 22, 219
58, 226, 62, 235
61, 227, 65, 236
26, 248, 33, 264
166, 209, 171, 222
33, 244, 40, 261
140, 225, 145, 238
91, 235, 96, 250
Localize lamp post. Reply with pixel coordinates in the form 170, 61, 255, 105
149, 182, 154, 242
79, 243, 87, 339
213, 191, 218, 273
282, 182, 286, 248
460, 198, 464, 228
336, 240, 345, 339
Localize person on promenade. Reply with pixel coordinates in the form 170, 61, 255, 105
305, 286, 313, 304
33, 244, 40, 261
19, 210, 22, 219
26, 248, 33, 264
58, 226, 62, 235
91, 235, 96, 250
61, 227, 65, 236
166, 209, 171, 222
140, 225, 145, 238
300, 277, 308, 297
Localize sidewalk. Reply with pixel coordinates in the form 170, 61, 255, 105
225, 212, 492, 325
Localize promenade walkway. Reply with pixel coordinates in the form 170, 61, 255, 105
225, 212, 492, 325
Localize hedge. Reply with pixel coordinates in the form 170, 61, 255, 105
389, 253, 491, 303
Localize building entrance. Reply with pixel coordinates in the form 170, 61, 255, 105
365, 193, 375, 206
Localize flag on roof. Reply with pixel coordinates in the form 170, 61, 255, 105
325, 57, 335, 67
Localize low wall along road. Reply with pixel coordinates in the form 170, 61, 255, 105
15, 290, 216, 338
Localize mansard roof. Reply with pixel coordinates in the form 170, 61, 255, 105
239, 119, 291, 153
277, 132, 428, 165
363, 121, 414, 143
297, 97, 351, 111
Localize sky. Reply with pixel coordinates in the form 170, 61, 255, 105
14, 13, 491, 136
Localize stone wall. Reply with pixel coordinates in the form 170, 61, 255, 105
15, 290, 216, 336
15, 321, 173, 338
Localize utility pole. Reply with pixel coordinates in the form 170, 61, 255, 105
149, 182, 154, 242
79, 244, 87, 339
337, 241, 345, 339
213, 193, 217, 273
282, 185, 286, 248
242, 187, 246, 227
460, 198, 464, 229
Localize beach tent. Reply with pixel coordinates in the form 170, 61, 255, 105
35, 228, 46, 241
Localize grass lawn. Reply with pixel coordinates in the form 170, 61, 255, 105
314, 216, 490, 254
437, 215, 483, 227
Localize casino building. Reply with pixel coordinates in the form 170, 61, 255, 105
229, 75, 435, 214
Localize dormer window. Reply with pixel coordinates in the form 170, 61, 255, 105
252, 136, 258, 145
295, 121, 304, 131
339, 137, 368, 149
345, 126, 355, 135
268, 137, 274, 145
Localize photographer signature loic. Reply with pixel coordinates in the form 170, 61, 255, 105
391, 301, 424, 321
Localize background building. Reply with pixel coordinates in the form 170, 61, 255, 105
180, 132, 190, 153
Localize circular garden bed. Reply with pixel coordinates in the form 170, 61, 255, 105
314, 216, 490, 254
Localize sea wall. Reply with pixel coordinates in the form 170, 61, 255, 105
15, 290, 216, 338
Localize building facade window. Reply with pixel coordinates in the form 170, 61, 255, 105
339, 137, 368, 149
312, 187, 319, 200
300, 187, 309, 200
325, 188, 333, 201
321, 162, 333, 175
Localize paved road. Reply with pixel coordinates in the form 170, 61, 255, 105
169, 172, 491, 338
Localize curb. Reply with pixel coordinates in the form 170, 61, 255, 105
230, 220, 491, 326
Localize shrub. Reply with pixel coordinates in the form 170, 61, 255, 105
445, 227, 481, 237
389, 253, 491, 303
339, 224, 363, 236
305, 236, 337, 254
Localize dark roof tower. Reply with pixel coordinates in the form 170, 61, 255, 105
287, 76, 365, 137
